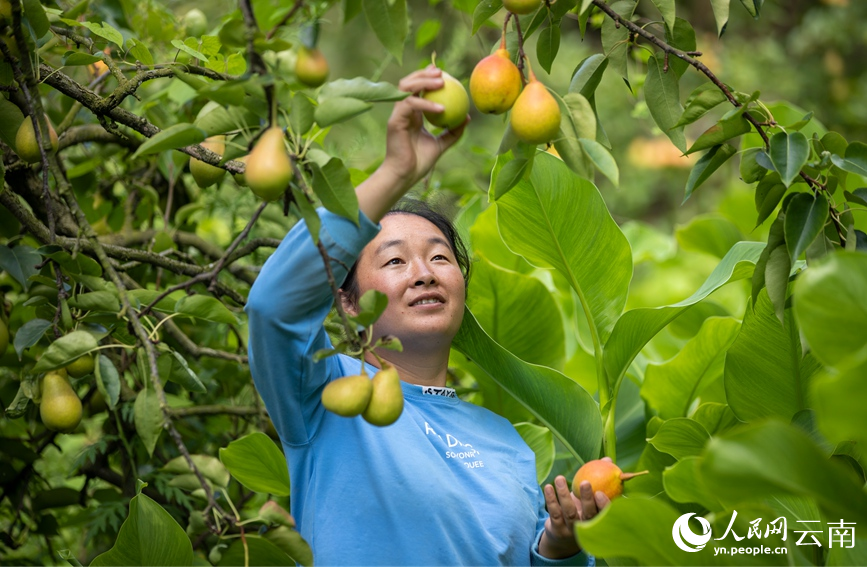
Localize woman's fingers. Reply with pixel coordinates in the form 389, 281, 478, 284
401, 95, 445, 115
594, 490, 611, 512
578, 481, 598, 520
398, 66, 444, 94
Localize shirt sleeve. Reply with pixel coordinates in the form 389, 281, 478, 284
530, 486, 596, 567
245, 207, 381, 446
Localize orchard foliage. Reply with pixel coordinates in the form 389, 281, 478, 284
1, 0, 866, 564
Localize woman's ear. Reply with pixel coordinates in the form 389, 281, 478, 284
339, 289, 357, 317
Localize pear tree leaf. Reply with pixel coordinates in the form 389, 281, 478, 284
709, 0, 730, 37
683, 144, 737, 203
740, 147, 768, 183
32, 331, 99, 373
319, 78, 409, 102
0, 244, 41, 291
134, 388, 164, 458
784, 192, 829, 264
362, 0, 408, 64
579, 138, 619, 186
536, 23, 560, 75
686, 115, 751, 155
645, 55, 686, 153
310, 158, 359, 225
13, 318, 52, 360
219, 433, 291, 495
131, 124, 206, 160
674, 85, 727, 128
663, 17, 696, 78
830, 141, 867, 176
472, 0, 503, 35
95, 354, 121, 410
769, 131, 810, 187
314, 97, 373, 127
651, 0, 676, 35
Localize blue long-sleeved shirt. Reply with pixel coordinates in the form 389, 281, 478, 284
246, 207, 593, 566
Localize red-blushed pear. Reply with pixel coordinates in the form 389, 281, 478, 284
15, 116, 59, 164
572, 459, 648, 500
245, 127, 293, 202
509, 64, 561, 145
40, 369, 83, 433
362, 363, 404, 426
190, 135, 227, 188
295, 47, 329, 88
503, 0, 542, 15
422, 70, 470, 130
470, 36, 522, 115
322, 374, 374, 417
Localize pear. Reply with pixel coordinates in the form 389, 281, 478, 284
422, 71, 470, 130
509, 66, 561, 145
295, 47, 329, 88
572, 459, 648, 500
232, 155, 249, 187
322, 374, 373, 417
183, 8, 208, 37
502, 0, 542, 14
0, 319, 8, 354
362, 363, 404, 427
190, 135, 227, 188
66, 354, 95, 378
245, 127, 293, 202
15, 116, 59, 164
470, 43, 522, 115
40, 369, 83, 432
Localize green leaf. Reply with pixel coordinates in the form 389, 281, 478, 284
645, 56, 686, 153
784, 192, 828, 263
492, 157, 532, 200
313, 97, 373, 127
362, 0, 408, 64
95, 354, 120, 410
33, 331, 99, 373
603, 241, 763, 388
263, 526, 313, 566
174, 295, 237, 324
663, 17, 696, 78
62, 52, 102, 66
725, 289, 820, 422
13, 318, 51, 360
683, 144, 736, 202
126, 38, 154, 66
472, 0, 503, 35
495, 152, 632, 343
68, 291, 120, 313
319, 78, 409, 102
23, 0, 50, 37
90, 492, 193, 566
686, 115, 751, 155
709, 0, 730, 36
568, 54, 608, 99
830, 141, 867, 176
578, 138, 618, 186
171, 39, 208, 61
662, 456, 724, 511
600, 1, 635, 83
39, 245, 103, 276
691, 403, 739, 435
536, 23, 560, 75
134, 389, 164, 458
701, 420, 867, 525
157, 351, 206, 393
560, 92, 596, 142
793, 252, 867, 368
651, 0, 676, 35
675, 215, 743, 259
218, 536, 295, 566
754, 173, 787, 228
60, 19, 124, 48
764, 244, 791, 323
647, 418, 711, 460
738, 0, 761, 17
514, 423, 555, 484
453, 309, 602, 464
219, 433, 291, 495
0, 244, 40, 291
415, 19, 441, 49
739, 147, 767, 183
350, 289, 388, 328
674, 84, 727, 128
291, 186, 322, 246
642, 317, 740, 419
769, 131, 809, 187
131, 124, 206, 160
811, 349, 867, 450
310, 158, 360, 224
162, 454, 230, 488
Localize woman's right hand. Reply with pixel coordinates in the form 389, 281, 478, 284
380, 65, 468, 190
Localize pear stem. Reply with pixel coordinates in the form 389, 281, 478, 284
501, 15, 511, 50
620, 470, 650, 481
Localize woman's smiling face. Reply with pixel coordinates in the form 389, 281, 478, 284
343, 213, 466, 350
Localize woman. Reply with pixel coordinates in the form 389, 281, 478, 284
247, 65, 609, 565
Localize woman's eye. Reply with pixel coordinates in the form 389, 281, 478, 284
386, 258, 402, 265
433, 254, 448, 261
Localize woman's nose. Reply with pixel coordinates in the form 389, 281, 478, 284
413, 262, 437, 286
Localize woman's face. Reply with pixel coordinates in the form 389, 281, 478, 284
343, 213, 466, 351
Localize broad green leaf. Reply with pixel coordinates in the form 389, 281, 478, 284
709, 0, 730, 37
754, 173, 787, 228
69, 291, 120, 313
784, 192, 828, 263
134, 388, 164, 457
351, 289, 388, 328
467, 259, 565, 370
13, 318, 51, 360
39, 245, 102, 276
62, 52, 102, 66
469, 207, 533, 274
319, 78, 409, 102
701, 420, 867, 525
362, 0, 408, 64
291, 186, 322, 246
90, 492, 193, 566
131, 124, 206, 160
811, 348, 867, 449
495, 152, 632, 344
751, 211, 784, 306
174, 295, 237, 324
171, 39, 208, 61
514, 422, 555, 484
60, 19, 123, 48
415, 19, 441, 49
686, 115, 751, 155
739, 147, 767, 183
651, 0, 676, 35
568, 54, 608, 99
472, 0, 503, 35
314, 97, 373, 127
162, 454, 230, 488
793, 252, 867, 368
675, 215, 743, 259
738, 0, 761, 17
554, 93, 595, 177
128, 289, 186, 313
603, 242, 763, 387
536, 24, 560, 75
647, 418, 711, 460
663, 17, 696, 78
691, 403, 739, 435
23, 0, 50, 37
645, 56, 686, 153
0, 244, 40, 291
264, 526, 314, 567
642, 317, 740, 419
157, 351, 206, 393
126, 38, 154, 66
218, 536, 294, 566
95, 354, 120, 410
829, 141, 867, 176
600, 1, 635, 83
33, 331, 99, 373
492, 157, 532, 200
769, 131, 809, 187
310, 158, 360, 224
288, 94, 315, 137
219, 432, 291, 495
674, 85, 727, 128
725, 290, 821, 422
683, 144, 737, 202
764, 245, 791, 323
662, 456, 724, 511
579, 138, 618, 186
453, 309, 602, 464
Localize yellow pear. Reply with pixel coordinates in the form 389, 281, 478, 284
15, 116, 59, 164
190, 135, 227, 188
40, 369, 83, 432
295, 47, 329, 88
0, 319, 8, 354
245, 127, 293, 202
322, 374, 374, 417
183, 8, 208, 37
66, 354, 95, 378
422, 71, 470, 130
470, 44, 522, 115
232, 155, 248, 187
503, 0, 542, 14
509, 66, 561, 145
362, 363, 404, 427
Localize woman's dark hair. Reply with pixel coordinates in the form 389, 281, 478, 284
340, 198, 472, 310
